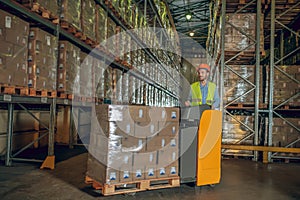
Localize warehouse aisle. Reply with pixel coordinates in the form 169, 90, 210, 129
0, 153, 300, 200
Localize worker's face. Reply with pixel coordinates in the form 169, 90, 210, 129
197, 69, 209, 81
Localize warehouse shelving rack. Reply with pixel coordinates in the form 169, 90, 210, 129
0, 0, 180, 167
214, 0, 300, 162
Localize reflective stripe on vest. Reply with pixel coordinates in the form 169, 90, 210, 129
190, 81, 216, 106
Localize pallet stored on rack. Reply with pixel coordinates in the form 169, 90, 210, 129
86, 176, 180, 196
29, 88, 56, 97
0, 85, 29, 96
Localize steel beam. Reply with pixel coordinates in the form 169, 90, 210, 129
254, 0, 262, 161
268, 0, 276, 162
5, 103, 14, 166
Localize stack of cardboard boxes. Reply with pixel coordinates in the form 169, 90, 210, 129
273, 65, 300, 106
17, 0, 58, 17
224, 13, 264, 52
0, 10, 29, 86
57, 41, 81, 94
60, 0, 81, 30
79, 52, 93, 97
272, 118, 300, 148
28, 28, 57, 91
87, 105, 179, 185
81, 0, 96, 41
223, 65, 265, 104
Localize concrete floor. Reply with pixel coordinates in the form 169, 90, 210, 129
0, 151, 300, 200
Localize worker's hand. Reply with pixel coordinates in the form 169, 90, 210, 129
185, 101, 191, 107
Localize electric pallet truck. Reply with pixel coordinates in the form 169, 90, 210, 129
179, 105, 222, 186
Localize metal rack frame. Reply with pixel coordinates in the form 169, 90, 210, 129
0, 0, 180, 167
219, 0, 300, 162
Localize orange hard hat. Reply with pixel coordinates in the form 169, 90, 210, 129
196, 63, 210, 72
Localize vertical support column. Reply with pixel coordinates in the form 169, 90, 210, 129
5, 103, 14, 166
69, 106, 74, 149
268, 0, 276, 163
48, 100, 56, 156
40, 99, 56, 169
220, 0, 226, 113
280, 30, 284, 65
254, 0, 262, 161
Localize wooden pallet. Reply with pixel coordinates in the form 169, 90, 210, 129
57, 91, 74, 100
86, 176, 180, 196
0, 85, 29, 96
22, 2, 59, 24
29, 88, 56, 97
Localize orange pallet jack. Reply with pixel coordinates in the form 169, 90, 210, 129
179, 106, 222, 186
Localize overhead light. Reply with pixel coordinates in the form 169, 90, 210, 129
189, 31, 195, 37
186, 12, 192, 20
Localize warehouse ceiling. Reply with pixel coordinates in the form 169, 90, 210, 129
167, 0, 210, 52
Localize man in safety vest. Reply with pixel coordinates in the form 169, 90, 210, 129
185, 63, 220, 109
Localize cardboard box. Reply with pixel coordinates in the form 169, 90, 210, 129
133, 152, 157, 168
164, 107, 180, 122
119, 167, 133, 183
126, 106, 150, 123
167, 161, 179, 177
132, 166, 145, 181
86, 154, 119, 184
146, 136, 178, 152
157, 147, 178, 167
145, 166, 157, 179
158, 122, 179, 137
134, 121, 159, 138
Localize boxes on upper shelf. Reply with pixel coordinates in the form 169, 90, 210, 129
0, 9, 29, 87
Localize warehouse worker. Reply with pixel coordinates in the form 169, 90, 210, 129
185, 63, 220, 110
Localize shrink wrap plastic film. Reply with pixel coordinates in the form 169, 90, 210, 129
0, 10, 29, 86
61, 0, 81, 30
88, 105, 180, 184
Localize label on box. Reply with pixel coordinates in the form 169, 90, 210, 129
123, 171, 130, 179
150, 124, 155, 134
59, 63, 64, 69
148, 168, 154, 176
171, 111, 177, 119
162, 110, 166, 119
28, 55, 33, 61
46, 36, 51, 46
109, 172, 117, 180
28, 42, 32, 50
126, 124, 131, 134
60, 43, 65, 49
138, 139, 143, 147
159, 168, 166, 175
5, 16, 12, 28
73, 50, 76, 57
149, 153, 153, 162
59, 73, 63, 79
36, 67, 40, 74
3, 95, 12, 102
28, 67, 32, 74
135, 169, 142, 177
123, 155, 129, 164
139, 109, 143, 118
29, 31, 35, 38
59, 83, 63, 88
170, 167, 176, 174
171, 139, 176, 147
161, 139, 165, 147
172, 126, 176, 134
60, 53, 64, 59
172, 152, 176, 161
41, 97, 47, 103
28, 79, 33, 86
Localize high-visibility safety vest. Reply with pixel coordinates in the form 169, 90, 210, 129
191, 81, 216, 106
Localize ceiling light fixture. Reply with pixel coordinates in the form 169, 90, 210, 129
186, 12, 192, 20
189, 31, 195, 37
